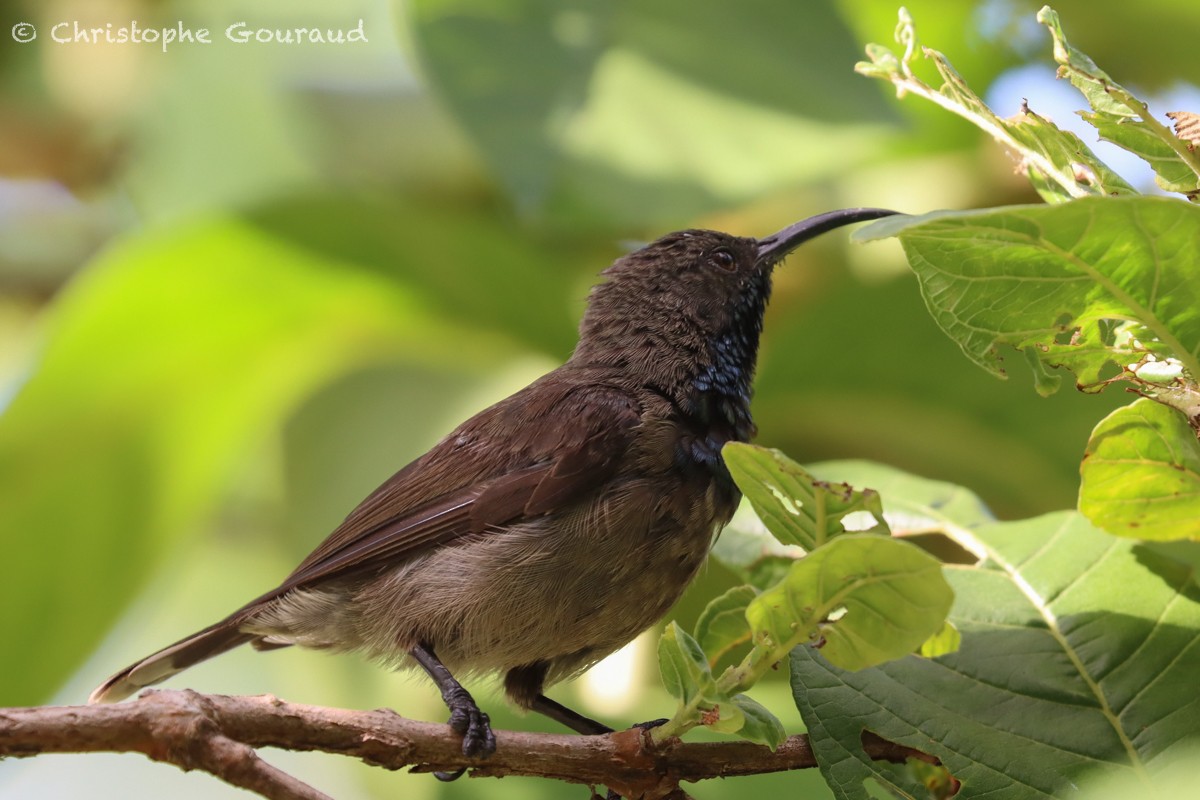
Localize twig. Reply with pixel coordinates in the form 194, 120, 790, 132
0, 690, 931, 799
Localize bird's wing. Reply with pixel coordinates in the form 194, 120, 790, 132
262, 380, 643, 599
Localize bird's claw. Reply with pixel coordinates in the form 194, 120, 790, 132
630, 717, 668, 733
431, 694, 495, 782
446, 691, 497, 758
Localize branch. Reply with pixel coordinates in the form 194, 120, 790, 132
0, 690, 931, 799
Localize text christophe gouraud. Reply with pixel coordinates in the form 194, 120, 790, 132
10, 19, 369, 50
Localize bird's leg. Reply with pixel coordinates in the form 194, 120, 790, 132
530, 693, 613, 735
509, 662, 666, 736
410, 641, 496, 781
506, 663, 613, 735
531, 694, 668, 736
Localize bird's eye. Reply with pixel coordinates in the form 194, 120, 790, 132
710, 249, 736, 271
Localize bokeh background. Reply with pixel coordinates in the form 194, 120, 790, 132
1, 0, 1197, 797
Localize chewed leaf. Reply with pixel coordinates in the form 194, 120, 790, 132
723, 443, 891, 551
859, 8, 1200, 202
710, 502, 801, 590
808, 459, 995, 540
857, 198, 1200, 395
1036, 6, 1127, 116
1037, 7, 1200, 197
1083, 112, 1200, 196
855, 10, 1134, 202
746, 534, 953, 672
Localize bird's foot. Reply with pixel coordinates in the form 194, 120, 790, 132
445, 685, 497, 758
409, 642, 496, 781
431, 687, 495, 782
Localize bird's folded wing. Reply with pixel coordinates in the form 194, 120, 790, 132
262, 382, 643, 599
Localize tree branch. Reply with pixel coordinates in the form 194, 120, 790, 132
0, 690, 930, 799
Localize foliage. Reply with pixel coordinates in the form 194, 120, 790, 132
790, 464, 1200, 800
3, 1, 1200, 799
652, 6, 1200, 799
410, 0, 892, 226
679, 443, 1200, 797
856, 6, 1200, 542
655, 445, 953, 748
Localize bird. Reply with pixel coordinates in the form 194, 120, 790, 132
90, 207, 898, 763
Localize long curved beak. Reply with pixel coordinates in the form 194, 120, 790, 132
756, 207, 900, 265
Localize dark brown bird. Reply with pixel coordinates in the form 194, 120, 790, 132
90, 207, 897, 760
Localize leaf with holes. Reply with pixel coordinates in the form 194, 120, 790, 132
747, 534, 953, 672
807, 460, 995, 539
1038, 7, 1200, 197
856, 9, 1135, 203
723, 443, 890, 552
790, 511, 1200, 799
856, 197, 1200, 396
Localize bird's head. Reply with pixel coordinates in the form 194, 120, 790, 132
571, 208, 898, 411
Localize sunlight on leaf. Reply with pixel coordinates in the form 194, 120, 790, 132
792, 511, 1200, 799
1080, 399, 1200, 540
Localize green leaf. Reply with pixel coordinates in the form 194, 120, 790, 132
855, 10, 1135, 202
747, 534, 954, 672
918, 621, 961, 658
247, 192, 583, 355
723, 442, 890, 551
1036, 6, 1127, 116
1037, 6, 1200, 197
728, 694, 787, 749
410, 0, 892, 225
790, 511, 1200, 799
710, 500, 801, 590
657, 621, 717, 704
807, 460, 995, 537
857, 198, 1200, 394
1002, 105, 1138, 202
1083, 112, 1200, 196
0, 218, 465, 706
694, 585, 758, 668
1080, 399, 1200, 540
408, 0, 602, 214
662, 464, 965, 745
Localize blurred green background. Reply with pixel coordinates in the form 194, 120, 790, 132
1, 0, 1197, 797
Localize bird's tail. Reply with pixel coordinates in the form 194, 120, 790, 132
88, 619, 258, 704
